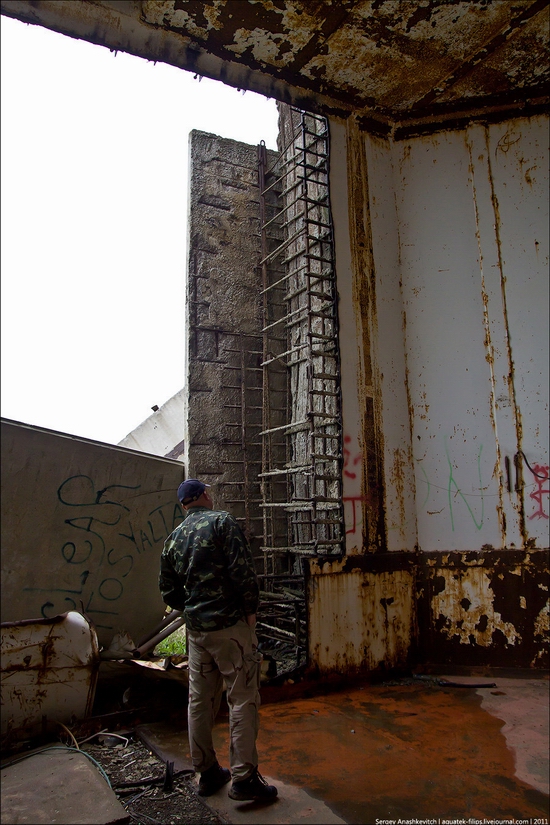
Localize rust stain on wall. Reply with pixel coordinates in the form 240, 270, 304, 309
346, 116, 386, 553
307, 568, 416, 675
431, 567, 522, 647
388, 447, 408, 542
466, 131, 508, 548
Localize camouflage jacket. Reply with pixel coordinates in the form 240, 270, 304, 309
159, 506, 259, 632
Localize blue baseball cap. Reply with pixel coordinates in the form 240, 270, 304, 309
177, 478, 210, 505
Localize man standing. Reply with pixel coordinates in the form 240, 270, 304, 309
159, 478, 278, 802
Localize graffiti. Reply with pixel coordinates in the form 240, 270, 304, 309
496, 131, 521, 155
342, 491, 380, 537
343, 496, 362, 535
445, 440, 485, 532
416, 440, 487, 532
420, 443, 550, 531
529, 464, 549, 520
24, 474, 184, 630
417, 462, 431, 507
343, 435, 362, 480
343, 435, 363, 536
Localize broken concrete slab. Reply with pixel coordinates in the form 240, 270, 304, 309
1, 747, 130, 824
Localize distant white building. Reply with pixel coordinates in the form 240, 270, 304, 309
118, 388, 185, 462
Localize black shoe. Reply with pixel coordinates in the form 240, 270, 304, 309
198, 762, 231, 796
228, 768, 278, 801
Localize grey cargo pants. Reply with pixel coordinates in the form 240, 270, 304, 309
187, 619, 262, 780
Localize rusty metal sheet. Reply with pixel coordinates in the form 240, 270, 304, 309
141, 0, 352, 70
139, 1, 549, 114
1, 611, 100, 746
436, 8, 550, 104
417, 548, 549, 668
307, 556, 416, 674
363, 133, 418, 552
300, 0, 513, 111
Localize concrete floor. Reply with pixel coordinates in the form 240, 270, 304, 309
1, 674, 548, 824
204, 674, 549, 824
1, 748, 129, 825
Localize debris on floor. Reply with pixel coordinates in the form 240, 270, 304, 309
82, 736, 224, 825
1, 727, 224, 825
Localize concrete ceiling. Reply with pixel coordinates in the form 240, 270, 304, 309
2, 0, 549, 136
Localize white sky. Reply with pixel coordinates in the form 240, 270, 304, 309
1, 15, 279, 445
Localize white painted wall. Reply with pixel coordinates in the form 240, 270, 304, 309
392, 117, 549, 551
392, 128, 504, 551
484, 118, 549, 546
310, 115, 548, 673
331, 115, 549, 554
118, 388, 186, 461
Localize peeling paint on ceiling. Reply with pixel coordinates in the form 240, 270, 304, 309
139, 0, 549, 123
1, 0, 548, 132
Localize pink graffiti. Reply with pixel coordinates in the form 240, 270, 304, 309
529, 463, 549, 520
343, 435, 362, 479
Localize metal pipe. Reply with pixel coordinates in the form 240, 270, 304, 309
135, 609, 183, 648
133, 617, 186, 658
256, 621, 296, 639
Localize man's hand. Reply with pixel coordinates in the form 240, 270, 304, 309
245, 613, 256, 628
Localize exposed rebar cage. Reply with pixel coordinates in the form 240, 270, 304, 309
217, 330, 264, 548
255, 107, 345, 672
191, 112, 345, 679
